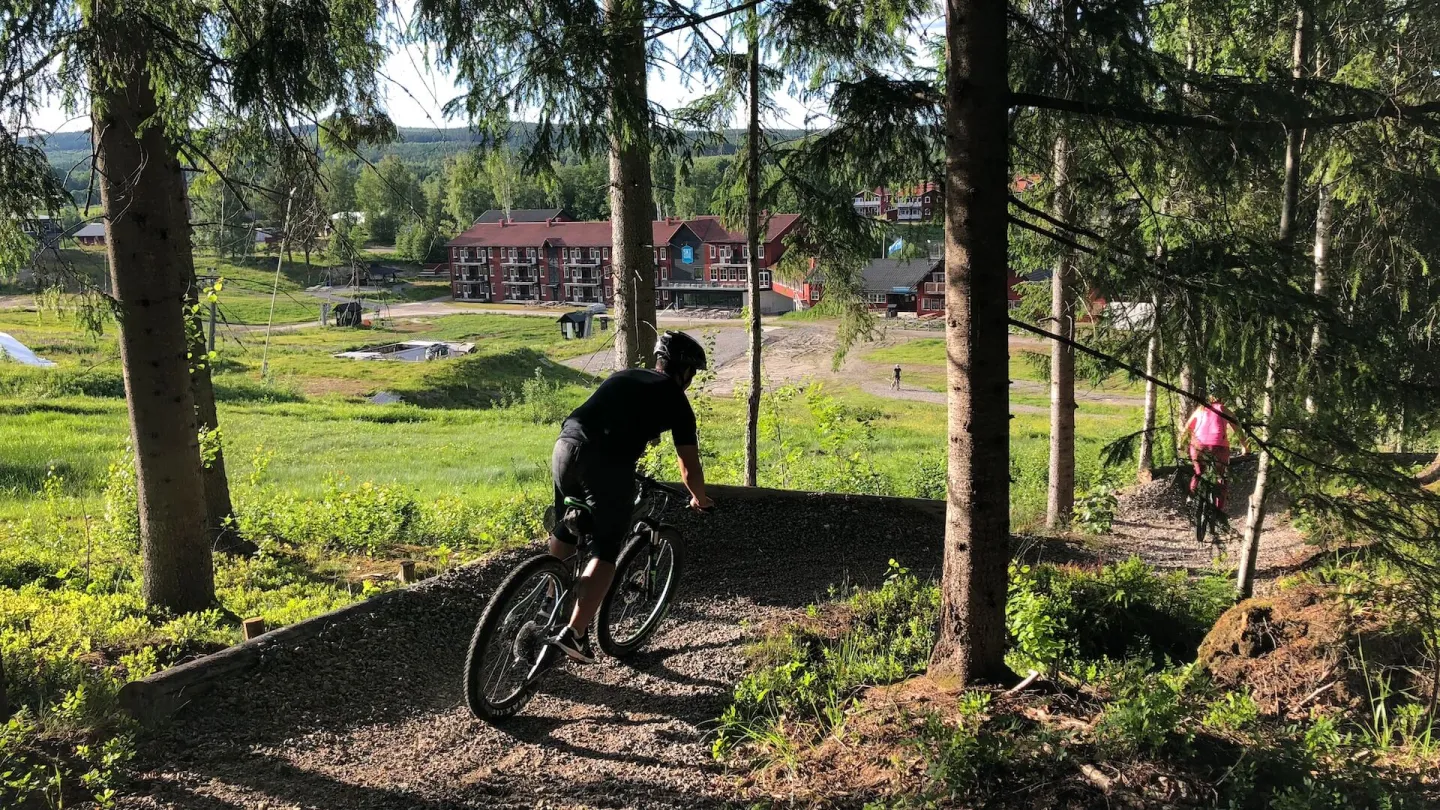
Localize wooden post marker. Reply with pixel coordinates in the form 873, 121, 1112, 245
399, 560, 417, 584
242, 617, 267, 641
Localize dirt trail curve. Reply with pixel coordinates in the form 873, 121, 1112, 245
119, 484, 1306, 810
121, 491, 948, 810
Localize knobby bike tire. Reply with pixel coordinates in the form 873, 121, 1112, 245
463, 554, 569, 721
1194, 486, 1209, 544
596, 527, 686, 659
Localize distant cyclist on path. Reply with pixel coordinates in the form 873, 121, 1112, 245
1179, 391, 1249, 509
540, 331, 714, 664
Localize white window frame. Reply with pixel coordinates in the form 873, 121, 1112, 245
709, 244, 716, 259
758, 244, 765, 259
660, 246, 667, 260
527, 247, 536, 259
603, 247, 610, 259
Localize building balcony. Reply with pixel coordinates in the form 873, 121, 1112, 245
504, 275, 538, 284
565, 257, 602, 267
567, 276, 603, 286
501, 257, 538, 267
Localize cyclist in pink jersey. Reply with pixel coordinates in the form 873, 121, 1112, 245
1180, 394, 1248, 509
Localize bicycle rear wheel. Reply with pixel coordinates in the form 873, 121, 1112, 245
463, 555, 569, 721
596, 527, 685, 659
1194, 483, 1210, 544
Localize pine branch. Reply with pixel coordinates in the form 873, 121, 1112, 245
648, 0, 763, 41
1011, 92, 1440, 133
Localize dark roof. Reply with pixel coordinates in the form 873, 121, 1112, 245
473, 208, 571, 224
682, 214, 801, 244
73, 223, 106, 238
861, 258, 939, 293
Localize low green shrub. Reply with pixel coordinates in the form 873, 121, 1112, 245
1072, 483, 1119, 534
1006, 557, 1233, 675
714, 560, 938, 761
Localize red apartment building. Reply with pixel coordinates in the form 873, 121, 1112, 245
851, 183, 940, 222
447, 213, 816, 313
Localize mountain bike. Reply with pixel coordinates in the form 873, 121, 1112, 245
462, 475, 694, 721
1191, 449, 1229, 544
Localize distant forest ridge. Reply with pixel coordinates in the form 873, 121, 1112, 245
32, 124, 810, 180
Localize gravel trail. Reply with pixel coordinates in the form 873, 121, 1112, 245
120, 494, 946, 810
117, 475, 1307, 809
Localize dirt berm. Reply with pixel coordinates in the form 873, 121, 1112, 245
119, 487, 977, 809
1198, 584, 1432, 719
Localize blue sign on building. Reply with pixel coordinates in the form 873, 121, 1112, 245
680, 244, 695, 265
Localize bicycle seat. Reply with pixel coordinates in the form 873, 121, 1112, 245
560, 497, 594, 538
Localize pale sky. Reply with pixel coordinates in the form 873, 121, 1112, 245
29, 1, 939, 138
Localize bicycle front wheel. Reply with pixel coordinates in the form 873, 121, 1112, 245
596, 527, 685, 659
463, 554, 569, 721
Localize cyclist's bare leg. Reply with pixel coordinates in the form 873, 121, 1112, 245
567, 558, 616, 635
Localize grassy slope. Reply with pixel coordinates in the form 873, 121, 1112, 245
0, 310, 1142, 528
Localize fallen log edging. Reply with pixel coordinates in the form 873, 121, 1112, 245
118, 587, 411, 727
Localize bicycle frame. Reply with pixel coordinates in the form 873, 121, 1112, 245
548, 476, 680, 607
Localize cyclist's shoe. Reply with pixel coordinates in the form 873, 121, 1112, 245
547, 626, 596, 664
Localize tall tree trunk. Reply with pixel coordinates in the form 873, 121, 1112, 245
1239, 6, 1308, 599
743, 19, 762, 488
1046, 133, 1076, 529
1138, 296, 1160, 482
92, 16, 213, 614
1304, 179, 1331, 415
930, 0, 1010, 684
608, 0, 658, 369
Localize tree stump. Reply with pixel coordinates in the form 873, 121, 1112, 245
399, 560, 417, 585
242, 617, 267, 641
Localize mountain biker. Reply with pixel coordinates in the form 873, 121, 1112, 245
1180, 391, 1249, 509
540, 330, 715, 665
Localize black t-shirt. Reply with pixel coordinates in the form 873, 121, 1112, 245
560, 369, 699, 465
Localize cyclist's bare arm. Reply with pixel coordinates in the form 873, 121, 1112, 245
676, 444, 714, 510
1180, 411, 1199, 447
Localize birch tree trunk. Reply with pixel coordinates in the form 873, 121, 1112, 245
1046, 133, 1076, 528
929, 0, 1011, 685
1238, 6, 1308, 599
1305, 179, 1331, 415
92, 14, 213, 613
1138, 298, 1160, 482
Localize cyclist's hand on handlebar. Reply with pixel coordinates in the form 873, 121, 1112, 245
690, 494, 715, 513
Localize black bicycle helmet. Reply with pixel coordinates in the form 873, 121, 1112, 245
655, 330, 708, 371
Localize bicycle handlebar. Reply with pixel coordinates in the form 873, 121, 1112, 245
636, 475, 714, 514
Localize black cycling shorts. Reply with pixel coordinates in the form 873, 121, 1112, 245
551, 437, 635, 564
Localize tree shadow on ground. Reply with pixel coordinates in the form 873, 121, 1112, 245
395, 348, 598, 409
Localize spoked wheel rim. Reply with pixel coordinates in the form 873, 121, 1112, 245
605, 537, 677, 648
477, 570, 563, 709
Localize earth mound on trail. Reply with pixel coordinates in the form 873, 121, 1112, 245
1197, 585, 1428, 718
